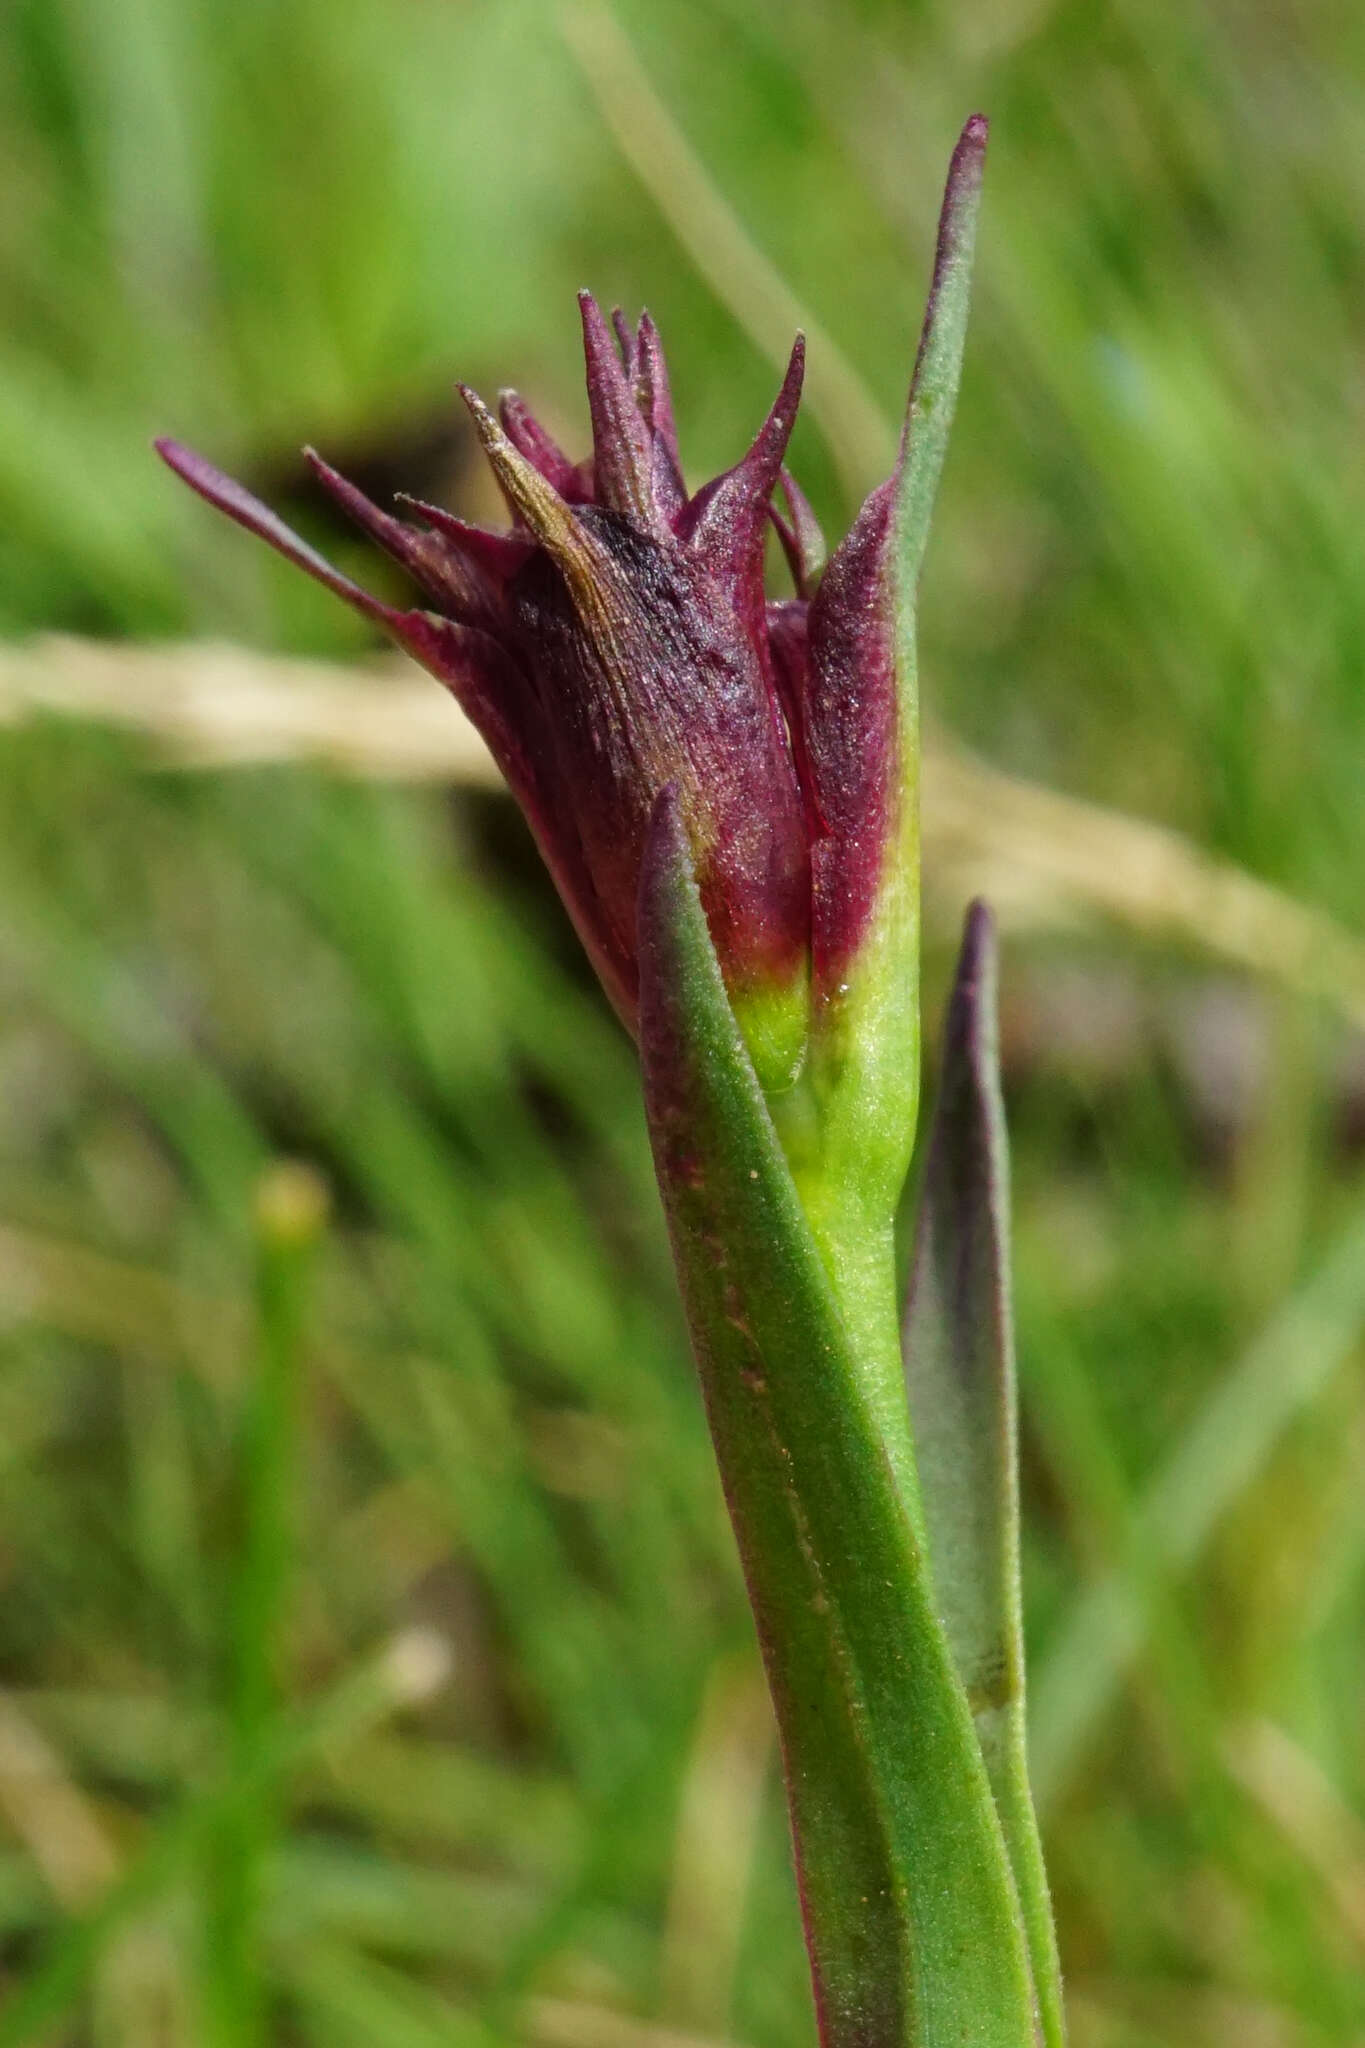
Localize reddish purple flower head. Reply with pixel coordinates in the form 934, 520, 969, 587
157, 117, 986, 1083
159, 315, 884, 1042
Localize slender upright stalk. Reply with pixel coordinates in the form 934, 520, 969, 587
204, 1164, 327, 2048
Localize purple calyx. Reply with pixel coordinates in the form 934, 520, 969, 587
157, 296, 905, 1039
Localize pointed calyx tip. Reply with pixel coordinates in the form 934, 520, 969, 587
764, 334, 806, 447
455, 382, 520, 483
456, 381, 588, 562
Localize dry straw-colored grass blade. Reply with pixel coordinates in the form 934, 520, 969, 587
4, 633, 1364, 1032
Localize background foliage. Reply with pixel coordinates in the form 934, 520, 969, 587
2, 0, 1364, 2042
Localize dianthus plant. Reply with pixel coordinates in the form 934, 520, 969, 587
160, 117, 1065, 2048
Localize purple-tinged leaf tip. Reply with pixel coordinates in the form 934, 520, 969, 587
902, 895, 1067, 2046
904, 898, 1012, 1701
910, 114, 987, 402
903, 894, 1017, 1734
896, 113, 988, 594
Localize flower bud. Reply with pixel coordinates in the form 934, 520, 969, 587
158, 115, 985, 1116
159, 305, 814, 1091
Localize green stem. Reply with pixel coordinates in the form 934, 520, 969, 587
986, 1720, 1066, 2047
639, 793, 1039, 2047
801, 1192, 927, 1544
204, 1163, 327, 2048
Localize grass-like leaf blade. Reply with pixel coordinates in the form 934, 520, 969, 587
903, 902, 1064, 2046
637, 796, 1037, 2047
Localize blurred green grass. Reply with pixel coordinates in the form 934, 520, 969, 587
1, 0, 1365, 2042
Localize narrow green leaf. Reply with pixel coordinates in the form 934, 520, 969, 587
895, 114, 988, 605
903, 902, 1064, 2047
792, 118, 990, 1423
637, 792, 1037, 2048
207, 1162, 330, 2048
788, 119, 991, 1545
